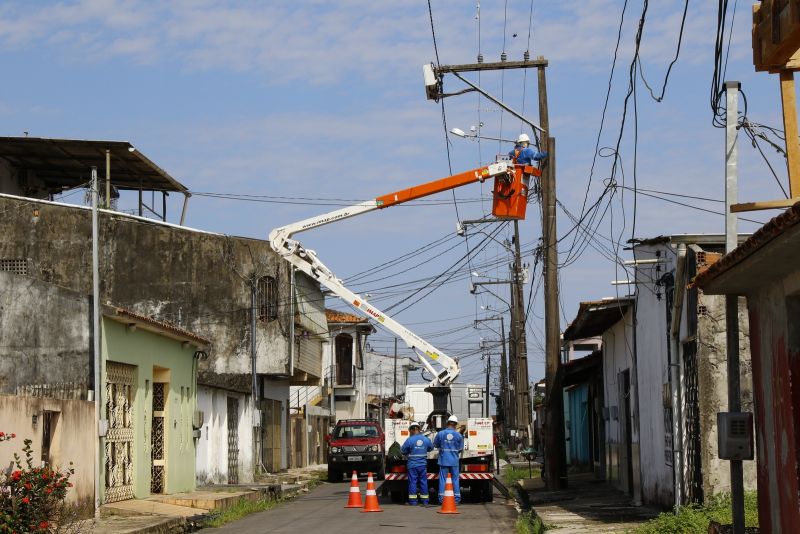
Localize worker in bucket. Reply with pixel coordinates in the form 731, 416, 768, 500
434, 415, 464, 505
509, 133, 548, 165
401, 422, 433, 506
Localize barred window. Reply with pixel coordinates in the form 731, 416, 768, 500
0, 259, 27, 276
257, 275, 278, 322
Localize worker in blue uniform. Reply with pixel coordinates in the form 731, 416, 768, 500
509, 133, 548, 165
401, 421, 433, 506
434, 415, 464, 504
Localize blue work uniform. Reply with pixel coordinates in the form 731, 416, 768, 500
434, 427, 464, 504
401, 432, 433, 505
509, 145, 548, 165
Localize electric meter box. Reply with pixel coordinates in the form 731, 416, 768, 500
717, 412, 754, 461
467, 418, 494, 453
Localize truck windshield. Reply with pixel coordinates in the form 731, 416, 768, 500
335, 425, 379, 439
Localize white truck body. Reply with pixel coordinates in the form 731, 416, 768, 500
404, 383, 487, 423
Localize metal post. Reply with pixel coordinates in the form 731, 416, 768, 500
485, 349, 491, 416
512, 220, 531, 440
251, 281, 260, 474
91, 167, 101, 513
105, 150, 111, 210
725, 80, 745, 534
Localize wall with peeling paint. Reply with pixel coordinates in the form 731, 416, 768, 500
0, 195, 324, 392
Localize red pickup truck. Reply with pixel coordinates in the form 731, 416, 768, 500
327, 419, 385, 482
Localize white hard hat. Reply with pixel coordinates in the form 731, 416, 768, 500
447, 415, 459, 424
409, 421, 421, 429
516, 133, 531, 144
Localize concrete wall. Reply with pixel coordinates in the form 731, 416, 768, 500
745, 270, 800, 533
195, 386, 253, 485
0, 394, 95, 504
601, 308, 641, 502
0, 271, 91, 393
694, 292, 757, 497
100, 318, 197, 499
0, 195, 323, 392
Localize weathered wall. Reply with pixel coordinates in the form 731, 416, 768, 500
195, 386, 253, 485
601, 308, 641, 501
695, 292, 757, 497
634, 243, 676, 508
0, 195, 323, 390
746, 270, 800, 533
0, 271, 91, 393
0, 394, 95, 504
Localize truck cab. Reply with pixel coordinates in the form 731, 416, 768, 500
327, 419, 385, 482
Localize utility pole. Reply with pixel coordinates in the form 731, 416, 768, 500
498, 316, 507, 434
725, 80, 745, 534
538, 61, 565, 490
91, 166, 101, 514
429, 54, 553, 457
512, 221, 531, 442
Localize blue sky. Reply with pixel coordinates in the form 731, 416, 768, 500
0, 1, 790, 389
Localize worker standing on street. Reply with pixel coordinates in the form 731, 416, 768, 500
434, 415, 464, 505
401, 422, 433, 506
509, 133, 548, 165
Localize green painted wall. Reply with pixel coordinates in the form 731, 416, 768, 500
100, 318, 197, 501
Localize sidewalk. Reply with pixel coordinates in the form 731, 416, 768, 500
521, 473, 661, 533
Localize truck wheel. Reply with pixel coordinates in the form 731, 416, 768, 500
481, 481, 494, 502
327, 468, 342, 483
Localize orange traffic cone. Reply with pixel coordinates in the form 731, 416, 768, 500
361, 472, 383, 513
345, 471, 363, 508
437, 473, 459, 514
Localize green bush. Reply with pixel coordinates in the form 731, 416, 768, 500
0, 433, 76, 533
503, 465, 540, 488
631, 492, 759, 534
516, 510, 547, 534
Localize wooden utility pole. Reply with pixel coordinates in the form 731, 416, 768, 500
431, 55, 555, 455
538, 61, 565, 490
512, 221, 531, 441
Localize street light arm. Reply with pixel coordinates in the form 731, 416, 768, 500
450, 72, 545, 134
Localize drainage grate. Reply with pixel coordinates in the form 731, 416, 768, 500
0, 259, 27, 276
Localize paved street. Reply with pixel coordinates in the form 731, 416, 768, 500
211, 480, 518, 533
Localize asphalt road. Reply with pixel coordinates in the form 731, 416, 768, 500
210, 479, 518, 533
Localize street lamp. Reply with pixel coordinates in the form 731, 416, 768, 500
450, 127, 516, 144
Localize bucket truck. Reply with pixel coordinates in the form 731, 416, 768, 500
269, 159, 540, 501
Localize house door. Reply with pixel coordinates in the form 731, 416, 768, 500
227, 397, 239, 484
105, 362, 135, 503
261, 399, 282, 472
151, 382, 167, 494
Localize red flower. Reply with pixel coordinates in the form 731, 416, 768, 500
39, 521, 48, 530
24, 482, 32, 490
21, 497, 30, 504
11, 470, 21, 481
45, 487, 53, 494
0, 431, 5, 437
10, 433, 15, 438
67, 482, 73, 487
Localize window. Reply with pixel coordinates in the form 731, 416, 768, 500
257, 275, 278, 322
334, 424, 379, 439
335, 334, 353, 385
469, 400, 484, 418
0, 259, 27, 276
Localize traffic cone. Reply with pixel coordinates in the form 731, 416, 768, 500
361, 472, 383, 513
345, 471, 363, 508
437, 473, 459, 514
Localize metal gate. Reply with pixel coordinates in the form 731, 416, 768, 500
227, 397, 239, 484
105, 362, 135, 503
683, 341, 703, 504
261, 399, 281, 472
151, 382, 166, 494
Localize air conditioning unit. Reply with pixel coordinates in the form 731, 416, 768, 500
718, 412, 754, 461
192, 410, 204, 430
